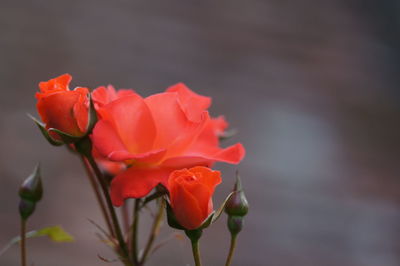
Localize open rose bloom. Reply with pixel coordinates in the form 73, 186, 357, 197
32, 74, 248, 265
92, 83, 245, 206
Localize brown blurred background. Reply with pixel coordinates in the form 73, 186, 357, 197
1, 0, 400, 265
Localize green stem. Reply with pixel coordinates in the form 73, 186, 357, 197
86, 155, 131, 264
20, 219, 26, 266
224, 234, 237, 266
139, 199, 165, 265
131, 199, 140, 264
190, 239, 202, 266
80, 154, 114, 238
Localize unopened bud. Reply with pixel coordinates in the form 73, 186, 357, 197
225, 174, 248, 217
19, 164, 43, 203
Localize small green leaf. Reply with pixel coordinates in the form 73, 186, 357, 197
33, 225, 74, 242
0, 225, 74, 257
27, 114, 63, 146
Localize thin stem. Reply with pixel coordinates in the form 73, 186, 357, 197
131, 199, 140, 264
122, 203, 130, 236
80, 154, 114, 238
224, 234, 238, 266
20, 219, 26, 266
85, 155, 130, 264
139, 199, 165, 265
190, 240, 202, 266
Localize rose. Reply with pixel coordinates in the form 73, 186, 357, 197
35, 74, 89, 138
91, 85, 135, 175
168, 166, 221, 230
91, 83, 245, 205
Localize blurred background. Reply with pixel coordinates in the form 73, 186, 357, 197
1, 0, 400, 265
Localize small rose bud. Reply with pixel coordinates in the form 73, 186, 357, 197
225, 173, 249, 236
19, 164, 43, 221
19, 164, 43, 203
35, 74, 90, 140
225, 174, 248, 217
168, 166, 221, 230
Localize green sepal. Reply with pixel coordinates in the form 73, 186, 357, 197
27, 114, 63, 146
85, 93, 98, 134
227, 215, 244, 236
166, 201, 216, 231
19, 199, 36, 221
197, 212, 214, 229
210, 191, 234, 223
19, 164, 43, 203
184, 228, 203, 243
166, 201, 185, 230
48, 128, 82, 144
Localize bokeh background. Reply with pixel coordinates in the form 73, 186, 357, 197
1, 0, 400, 265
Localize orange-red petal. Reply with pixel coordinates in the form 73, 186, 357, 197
166, 83, 211, 122
110, 167, 172, 206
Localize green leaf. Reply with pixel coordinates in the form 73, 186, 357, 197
27, 114, 63, 146
33, 225, 74, 242
0, 225, 73, 257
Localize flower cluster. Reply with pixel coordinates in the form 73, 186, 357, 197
32, 74, 247, 265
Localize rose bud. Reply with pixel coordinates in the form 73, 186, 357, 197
168, 166, 221, 230
19, 164, 43, 203
19, 164, 43, 220
225, 174, 248, 235
225, 175, 248, 217
35, 74, 90, 139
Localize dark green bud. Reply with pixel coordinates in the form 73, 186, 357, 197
19, 199, 36, 220
225, 174, 248, 217
227, 215, 244, 235
19, 164, 43, 203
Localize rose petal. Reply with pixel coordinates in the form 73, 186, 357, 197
145, 92, 207, 155
162, 143, 245, 168
98, 94, 156, 153
91, 120, 129, 158
110, 167, 172, 206
166, 83, 211, 122
171, 184, 204, 230
36, 91, 83, 136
